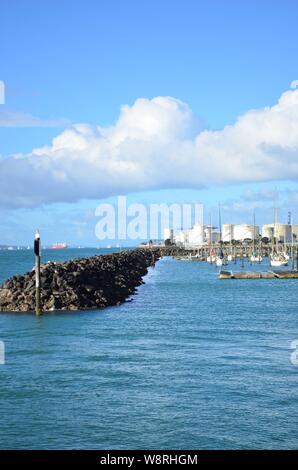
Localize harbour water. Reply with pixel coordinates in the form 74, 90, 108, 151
0, 249, 297, 449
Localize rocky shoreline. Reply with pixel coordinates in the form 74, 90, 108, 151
0, 248, 166, 313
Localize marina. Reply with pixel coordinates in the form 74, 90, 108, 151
163, 204, 298, 271
164, 244, 298, 268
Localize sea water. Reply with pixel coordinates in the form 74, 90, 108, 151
0, 249, 297, 449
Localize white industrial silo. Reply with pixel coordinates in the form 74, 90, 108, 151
274, 224, 292, 242
262, 224, 274, 240
188, 224, 204, 246
233, 224, 259, 241
163, 228, 174, 243
222, 224, 234, 242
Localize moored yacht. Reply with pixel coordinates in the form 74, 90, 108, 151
270, 254, 288, 267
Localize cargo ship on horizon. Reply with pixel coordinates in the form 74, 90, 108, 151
48, 243, 68, 249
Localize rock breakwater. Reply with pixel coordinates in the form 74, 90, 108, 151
0, 249, 163, 312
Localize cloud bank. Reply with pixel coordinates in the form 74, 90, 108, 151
1, 89, 298, 208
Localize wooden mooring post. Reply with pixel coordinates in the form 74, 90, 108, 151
34, 230, 42, 316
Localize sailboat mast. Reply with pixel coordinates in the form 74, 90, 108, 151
218, 203, 222, 243
290, 212, 294, 269
209, 209, 212, 255
274, 188, 278, 253
253, 212, 255, 254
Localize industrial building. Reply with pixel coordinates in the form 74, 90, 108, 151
188, 224, 205, 245
164, 221, 295, 247
163, 228, 174, 244
166, 224, 220, 247
222, 224, 259, 242
262, 224, 292, 242
292, 225, 298, 239
204, 227, 220, 244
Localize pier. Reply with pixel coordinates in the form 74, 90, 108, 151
159, 242, 298, 262
219, 270, 298, 279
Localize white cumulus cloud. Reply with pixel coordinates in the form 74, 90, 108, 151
1, 90, 298, 208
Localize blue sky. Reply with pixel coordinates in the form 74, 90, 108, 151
1, 0, 298, 245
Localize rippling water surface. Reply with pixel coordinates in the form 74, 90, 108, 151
0, 249, 297, 449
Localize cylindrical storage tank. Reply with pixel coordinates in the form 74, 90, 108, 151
174, 231, 188, 246
163, 228, 174, 243
262, 224, 274, 240
188, 224, 204, 246
233, 224, 258, 241
274, 224, 292, 242
222, 224, 234, 242
204, 227, 220, 244
292, 225, 298, 240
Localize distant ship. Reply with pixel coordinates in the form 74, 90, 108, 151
48, 243, 68, 249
